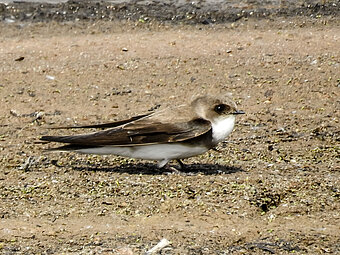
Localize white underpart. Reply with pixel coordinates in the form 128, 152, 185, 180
211, 115, 236, 144
77, 143, 208, 168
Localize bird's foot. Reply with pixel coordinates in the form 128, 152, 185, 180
162, 165, 183, 175
161, 160, 192, 175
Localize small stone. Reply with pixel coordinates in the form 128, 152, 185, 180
15, 56, 25, 61
46, 75, 55, 80
10, 109, 19, 117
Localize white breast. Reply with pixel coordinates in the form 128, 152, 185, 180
211, 115, 236, 144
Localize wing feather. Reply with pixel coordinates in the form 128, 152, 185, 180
41, 118, 211, 146
48, 113, 151, 130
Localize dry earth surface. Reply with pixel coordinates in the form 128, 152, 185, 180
0, 17, 339, 254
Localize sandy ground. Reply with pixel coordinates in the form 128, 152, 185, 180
0, 17, 339, 254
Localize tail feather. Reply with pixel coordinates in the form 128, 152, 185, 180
46, 144, 102, 151
41, 135, 80, 144
41, 135, 61, 142
40, 135, 101, 151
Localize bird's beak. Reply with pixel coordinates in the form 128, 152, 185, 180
232, 110, 245, 115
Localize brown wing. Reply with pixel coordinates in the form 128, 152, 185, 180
41, 118, 211, 146
49, 113, 151, 130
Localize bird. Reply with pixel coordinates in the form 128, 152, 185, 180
41, 95, 244, 169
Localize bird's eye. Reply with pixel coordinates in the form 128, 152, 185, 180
214, 104, 229, 113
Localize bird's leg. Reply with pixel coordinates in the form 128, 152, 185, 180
176, 159, 186, 170
157, 159, 169, 168
157, 159, 187, 175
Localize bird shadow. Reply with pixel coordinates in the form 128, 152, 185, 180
72, 162, 244, 175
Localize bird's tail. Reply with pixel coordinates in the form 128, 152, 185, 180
40, 136, 100, 151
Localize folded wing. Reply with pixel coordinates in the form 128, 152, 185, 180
48, 113, 151, 130
41, 118, 211, 147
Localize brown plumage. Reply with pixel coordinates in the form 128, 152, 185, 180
40, 95, 244, 167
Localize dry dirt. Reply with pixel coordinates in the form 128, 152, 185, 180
0, 17, 339, 254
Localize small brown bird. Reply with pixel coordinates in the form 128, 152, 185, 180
41, 95, 244, 168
